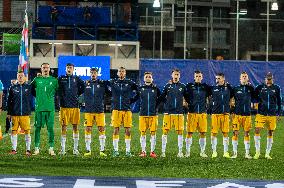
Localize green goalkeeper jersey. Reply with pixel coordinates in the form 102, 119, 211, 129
32, 76, 58, 112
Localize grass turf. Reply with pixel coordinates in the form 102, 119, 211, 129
0, 112, 283, 180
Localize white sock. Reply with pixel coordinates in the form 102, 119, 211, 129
125, 139, 131, 153
113, 138, 119, 152
99, 135, 106, 152
61, 135, 67, 152
73, 133, 79, 151
266, 137, 273, 155
244, 140, 250, 155
223, 137, 229, 153
150, 135, 156, 152
185, 137, 192, 154
140, 135, 146, 152
11, 134, 17, 151
85, 134, 91, 152
232, 139, 238, 154
25, 134, 31, 151
199, 137, 206, 153
211, 136, 217, 152
178, 135, 183, 153
161, 134, 167, 153
254, 135, 261, 153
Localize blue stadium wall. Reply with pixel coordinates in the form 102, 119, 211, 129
139, 59, 284, 90
0, 56, 19, 90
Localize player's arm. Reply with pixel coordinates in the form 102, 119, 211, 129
7, 86, 13, 116
130, 81, 139, 104
253, 85, 261, 109
77, 77, 85, 96
276, 86, 282, 118
103, 80, 112, 96
158, 84, 168, 104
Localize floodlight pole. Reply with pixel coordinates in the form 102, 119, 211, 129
236, 0, 239, 60
160, 0, 163, 59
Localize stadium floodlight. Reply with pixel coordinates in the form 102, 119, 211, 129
78, 44, 92, 46
109, 43, 122, 47
271, 2, 278, 10
48, 42, 62, 45
153, 0, 160, 8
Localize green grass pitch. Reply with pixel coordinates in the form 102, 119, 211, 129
0, 112, 283, 180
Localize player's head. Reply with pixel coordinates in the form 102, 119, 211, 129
66, 63, 74, 76
265, 72, 274, 85
240, 71, 249, 85
171, 68, 180, 83
41, 63, 50, 76
117, 67, 126, 79
194, 70, 203, 83
17, 70, 25, 84
90, 68, 98, 80
216, 72, 225, 85
144, 72, 153, 85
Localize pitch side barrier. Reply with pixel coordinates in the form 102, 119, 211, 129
139, 59, 284, 91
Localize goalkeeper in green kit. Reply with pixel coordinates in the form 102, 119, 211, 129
31, 63, 58, 155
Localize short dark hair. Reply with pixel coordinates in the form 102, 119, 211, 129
66, 63, 74, 67
171, 68, 180, 73
194, 70, 202, 74
17, 70, 24, 74
118, 67, 126, 70
216, 72, 225, 77
90, 68, 98, 72
41, 63, 49, 67
144, 72, 152, 75
241, 71, 248, 75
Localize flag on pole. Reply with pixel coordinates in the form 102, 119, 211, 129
19, 3, 29, 76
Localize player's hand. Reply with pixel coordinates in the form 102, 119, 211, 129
7, 115, 11, 121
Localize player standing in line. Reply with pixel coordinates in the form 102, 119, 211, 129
185, 70, 210, 158
253, 72, 282, 160
7, 71, 32, 156
160, 69, 187, 158
109, 67, 138, 157
133, 72, 161, 158
58, 63, 85, 155
231, 72, 254, 159
83, 68, 109, 157
32, 63, 58, 155
210, 73, 233, 158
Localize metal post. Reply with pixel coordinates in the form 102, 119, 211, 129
153, 17, 156, 58
184, 0, 187, 59
206, 17, 209, 60
266, 0, 269, 62
236, 0, 239, 60
160, 0, 163, 59
210, 9, 213, 60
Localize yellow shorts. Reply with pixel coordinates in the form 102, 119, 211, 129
139, 116, 158, 133
163, 114, 184, 132
232, 115, 251, 131
255, 114, 277, 131
111, 110, 132, 128
11, 116, 31, 131
186, 113, 207, 133
211, 114, 230, 134
84, 113, 105, 127
60, 108, 80, 126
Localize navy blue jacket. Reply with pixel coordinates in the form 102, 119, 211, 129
160, 82, 187, 114
84, 79, 109, 113
7, 83, 32, 116
255, 83, 282, 116
134, 84, 161, 116
210, 83, 233, 114
58, 75, 85, 108
232, 84, 254, 116
109, 78, 138, 111
186, 82, 210, 113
